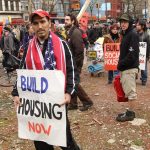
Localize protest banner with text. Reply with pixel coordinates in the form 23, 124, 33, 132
104, 43, 120, 70
16, 70, 66, 147
139, 42, 147, 70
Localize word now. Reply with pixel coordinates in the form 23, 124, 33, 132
21, 76, 48, 93
28, 121, 51, 136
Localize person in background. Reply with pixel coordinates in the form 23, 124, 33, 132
103, 23, 121, 84
55, 24, 66, 39
12, 25, 21, 42
23, 23, 34, 52
18, 23, 34, 59
136, 19, 150, 85
146, 21, 150, 35
1, 26, 16, 68
102, 23, 109, 35
11, 25, 20, 56
79, 22, 89, 50
65, 13, 93, 111
88, 22, 102, 45
116, 14, 139, 122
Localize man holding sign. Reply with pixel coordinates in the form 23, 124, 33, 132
136, 19, 150, 85
12, 9, 80, 150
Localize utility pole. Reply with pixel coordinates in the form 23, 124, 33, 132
105, 0, 107, 21
145, 1, 147, 19
148, 0, 150, 19
127, 0, 130, 15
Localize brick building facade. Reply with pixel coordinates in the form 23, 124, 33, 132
106, 0, 123, 19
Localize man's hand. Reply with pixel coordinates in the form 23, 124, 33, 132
13, 96, 20, 110
60, 93, 71, 106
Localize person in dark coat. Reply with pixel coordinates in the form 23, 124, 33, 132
88, 22, 102, 45
23, 23, 34, 52
136, 19, 150, 85
65, 14, 93, 111
1, 26, 16, 68
116, 14, 139, 122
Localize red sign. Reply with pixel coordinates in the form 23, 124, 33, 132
104, 43, 120, 70
0, 26, 3, 38
11, 18, 24, 25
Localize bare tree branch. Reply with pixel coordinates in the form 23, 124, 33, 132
122, 0, 145, 18
89, 0, 98, 21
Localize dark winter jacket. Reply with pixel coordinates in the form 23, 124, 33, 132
23, 32, 33, 52
88, 27, 102, 44
117, 28, 139, 71
66, 26, 84, 58
138, 31, 150, 60
11, 33, 79, 97
66, 26, 84, 74
2, 32, 16, 53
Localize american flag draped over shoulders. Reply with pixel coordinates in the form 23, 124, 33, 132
44, 35, 56, 70
25, 32, 66, 77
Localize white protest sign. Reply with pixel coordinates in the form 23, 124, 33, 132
16, 69, 66, 147
139, 42, 147, 70
93, 43, 103, 60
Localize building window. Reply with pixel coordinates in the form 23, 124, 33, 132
5, 0, 8, 11
34, 0, 41, 9
25, 15, 29, 21
0, 0, 2, 11
16, 0, 19, 11
10, 1, 14, 11
26, 5, 28, 11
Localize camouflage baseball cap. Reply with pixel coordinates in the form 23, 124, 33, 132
119, 14, 130, 22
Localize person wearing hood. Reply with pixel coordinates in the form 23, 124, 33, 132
116, 14, 139, 122
103, 23, 122, 84
1, 26, 16, 68
136, 19, 150, 85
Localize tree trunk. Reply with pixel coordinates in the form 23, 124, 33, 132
60, 0, 66, 15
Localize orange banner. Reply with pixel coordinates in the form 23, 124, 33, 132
104, 43, 120, 70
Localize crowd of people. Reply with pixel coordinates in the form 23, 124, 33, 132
0, 9, 149, 150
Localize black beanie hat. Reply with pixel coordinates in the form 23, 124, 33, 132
3, 26, 11, 32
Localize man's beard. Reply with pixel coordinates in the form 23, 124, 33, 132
65, 24, 72, 30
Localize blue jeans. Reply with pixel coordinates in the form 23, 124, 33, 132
108, 70, 119, 82
141, 61, 148, 82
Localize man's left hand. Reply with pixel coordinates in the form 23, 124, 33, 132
60, 93, 71, 106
